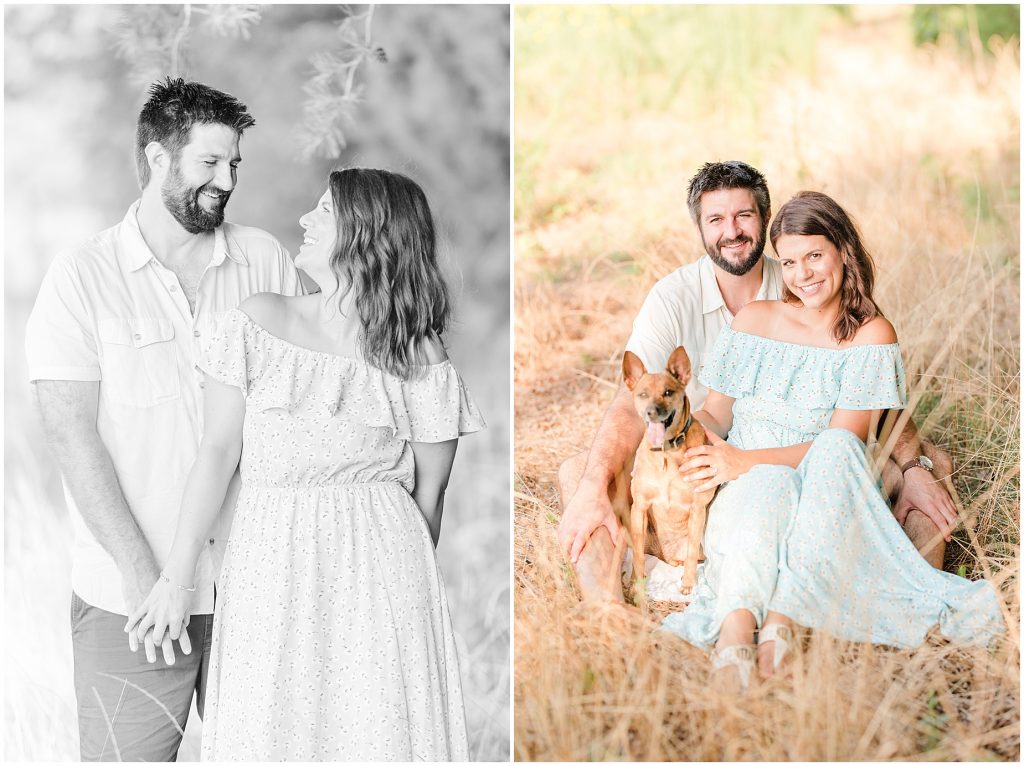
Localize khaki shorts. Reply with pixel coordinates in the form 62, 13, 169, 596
70, 591, 213, 761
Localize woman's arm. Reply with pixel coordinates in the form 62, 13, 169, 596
125, 374, 245, 650
693, 389, 735, 438
681, 408, 878, 493
410, 439, 458, 547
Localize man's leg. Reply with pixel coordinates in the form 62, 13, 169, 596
71, 591, 212, 761
556, 452, 626, 603
884, 442, 952, 570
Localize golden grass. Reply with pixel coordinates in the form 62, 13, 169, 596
514, 6, 1019, 761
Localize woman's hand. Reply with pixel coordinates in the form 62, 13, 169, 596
680, 431, 752, 492
124, 577, 193, 664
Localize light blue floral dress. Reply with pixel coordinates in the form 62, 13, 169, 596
661, 326, 1004, 651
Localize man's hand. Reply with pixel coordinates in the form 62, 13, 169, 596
122, 567, 189, 664
558, 479, 621, 564
894, 467, 957, 542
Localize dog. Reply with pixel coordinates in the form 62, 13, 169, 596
612, 346, 716, 596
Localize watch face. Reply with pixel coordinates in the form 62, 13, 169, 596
919, 455, 934, 471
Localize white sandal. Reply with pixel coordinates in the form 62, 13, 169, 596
710, 644, 756, 690
757, 623, 794, 672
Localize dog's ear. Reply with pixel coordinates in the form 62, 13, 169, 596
666, 346, 692, 387
622, 351, 647, 391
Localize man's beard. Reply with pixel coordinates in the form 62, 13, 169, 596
704, 223, 767, 276
161, 162, 230, 234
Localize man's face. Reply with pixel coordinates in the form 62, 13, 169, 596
697, 187, 766, 276
160, 123, 240, 234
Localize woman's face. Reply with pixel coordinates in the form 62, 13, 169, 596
776, 233, 845, 312
294, 188, 339, 284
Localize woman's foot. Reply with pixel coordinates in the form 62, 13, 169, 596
712, 608, 757, 691
711, 643, 756, 691
757, 617, 795, 679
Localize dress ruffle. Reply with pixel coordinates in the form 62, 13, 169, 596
196, 308, 486, 443
700, 325, 907, 410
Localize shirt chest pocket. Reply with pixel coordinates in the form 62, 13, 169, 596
97, 317, 180, 407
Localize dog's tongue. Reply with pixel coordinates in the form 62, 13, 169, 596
647, 421, 666, 447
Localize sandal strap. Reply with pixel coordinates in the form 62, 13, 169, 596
758, 624, 793, 669
711, 644, 755, 689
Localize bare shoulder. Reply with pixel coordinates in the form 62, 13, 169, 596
414, 333, 449, 365
850, 315, 898, 346
238, 292, 297, 329
731, 300, 778, 333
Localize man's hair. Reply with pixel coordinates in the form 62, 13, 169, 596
686, 161, 771, 226
134, 77, 255, 190
769, 190, 881, 343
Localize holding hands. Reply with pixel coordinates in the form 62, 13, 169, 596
124, 574, 194, 664
680, 431, 752, 493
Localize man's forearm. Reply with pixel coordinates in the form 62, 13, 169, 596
888, 414, 924, 468
579, 384, 644, 490
35, 381, 157, 579
47, 429, 157, 576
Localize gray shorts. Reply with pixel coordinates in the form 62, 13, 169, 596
70, 591, 213, 762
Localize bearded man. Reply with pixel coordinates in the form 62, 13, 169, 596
26, 77, 304, 761
556, 161, 958, 604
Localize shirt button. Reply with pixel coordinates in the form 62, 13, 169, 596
169, 284, 178, 292
199, 381, 205, 389
134, 333, 142, 340
209, 538, 215, 545
193, 330, 201, 337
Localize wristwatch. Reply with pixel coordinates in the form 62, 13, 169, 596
900, 455, 934, 474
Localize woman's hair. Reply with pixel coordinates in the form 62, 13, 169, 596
769, 191, 881, 343
327, 168, 451, 378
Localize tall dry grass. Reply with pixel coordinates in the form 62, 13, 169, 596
514, 6, 1019, 760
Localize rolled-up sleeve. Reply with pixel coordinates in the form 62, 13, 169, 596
26, 252, 100, 382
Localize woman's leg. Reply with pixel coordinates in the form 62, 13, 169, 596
664, 463, 801, 650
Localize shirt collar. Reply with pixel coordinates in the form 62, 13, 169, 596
699, 256, 725, 315
117, 200, 247, 271
699, 254, 775, 315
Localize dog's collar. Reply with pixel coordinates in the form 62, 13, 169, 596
651, 412, 693, 451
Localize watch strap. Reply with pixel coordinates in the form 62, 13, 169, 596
900, 458, 929, 474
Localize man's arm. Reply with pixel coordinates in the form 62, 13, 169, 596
557, 382, 644, 563
885, 415, 957, 541
34, 380, 176, 662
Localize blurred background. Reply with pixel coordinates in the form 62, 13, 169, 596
5, 4, 509, 760
515, 4, 1018, 761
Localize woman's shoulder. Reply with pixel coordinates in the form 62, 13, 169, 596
848, 315, 898, 347
731, 299, 780, 333
237, 292, 305, 332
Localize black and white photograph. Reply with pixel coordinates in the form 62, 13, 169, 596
6, 4, 509, 761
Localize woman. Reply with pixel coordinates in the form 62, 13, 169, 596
126, 169, 485, 759
661, 191, 1003, 687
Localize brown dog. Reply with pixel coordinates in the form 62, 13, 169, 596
614, 346, 716, 596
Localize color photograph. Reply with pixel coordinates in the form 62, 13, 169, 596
515, 4, 1018, 761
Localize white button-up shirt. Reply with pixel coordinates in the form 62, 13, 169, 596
26, 201, 305, 615
625, 255, 783, 410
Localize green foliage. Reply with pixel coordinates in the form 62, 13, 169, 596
911, 5, 1020, 54
918, 691, 950, 751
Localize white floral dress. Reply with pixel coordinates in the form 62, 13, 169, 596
661, 326, 1004, 651
196, 308, 484, 761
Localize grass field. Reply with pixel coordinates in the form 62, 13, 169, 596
514, 5, 1019, 761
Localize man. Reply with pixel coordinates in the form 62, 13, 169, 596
557, 161, 959, 604
26, 77, 305, 761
